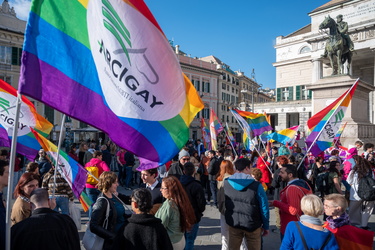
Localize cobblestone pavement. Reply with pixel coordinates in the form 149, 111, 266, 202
78, 185, 375, 249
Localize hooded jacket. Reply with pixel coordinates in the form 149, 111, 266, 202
273, 179, 312, 234
123, 214, 173, 250
180, 175, 205, 223
85, 158, 110, 188
224, 173, 269, 232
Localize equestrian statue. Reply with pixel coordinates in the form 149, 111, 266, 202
320, 14, 354, 75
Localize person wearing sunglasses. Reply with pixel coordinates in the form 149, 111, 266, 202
167, 149, 190, 179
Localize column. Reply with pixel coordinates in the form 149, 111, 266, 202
311, 58, 323, 83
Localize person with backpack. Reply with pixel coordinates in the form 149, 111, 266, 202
347, 155, 375, 230
85, 151, 110, 217
326, 161, 343, 195
281, 194, 339, 250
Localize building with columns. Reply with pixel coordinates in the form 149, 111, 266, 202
257, 0, 375, 138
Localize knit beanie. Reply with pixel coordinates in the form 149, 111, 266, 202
178, 150, 190, 160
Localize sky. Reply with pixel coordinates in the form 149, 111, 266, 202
10, 0, 330, 89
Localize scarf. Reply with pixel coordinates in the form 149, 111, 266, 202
326, 213, 350, 229
300, 215, 322, 226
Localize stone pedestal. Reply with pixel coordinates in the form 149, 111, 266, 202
308, 75, 375, 147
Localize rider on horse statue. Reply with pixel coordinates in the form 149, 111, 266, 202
321, 15, 354, 58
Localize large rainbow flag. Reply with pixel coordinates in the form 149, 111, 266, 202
0, 80, 53, 160
18, 0, 203, 169
306, 79, 358, 156
268, 125, 300, 145
30, 128, 87, 201
234, 109, 273, 136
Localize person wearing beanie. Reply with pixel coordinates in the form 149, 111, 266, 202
167, 149, 190, 179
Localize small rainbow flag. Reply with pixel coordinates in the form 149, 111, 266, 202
209, 109, 223, 150
225, 122, 235, 143
234, 109, 272, 136
19, 0, 203, 170
30, 128, 87, 200
268, 125, 300, 145
0, 79, 53, 161
306, 79, 358, 156
200, 118, 210, 149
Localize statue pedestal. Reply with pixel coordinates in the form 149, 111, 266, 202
308, 75, 375, 147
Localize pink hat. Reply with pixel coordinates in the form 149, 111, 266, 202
347, 147, 357, 159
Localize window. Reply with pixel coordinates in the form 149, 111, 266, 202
203, 82, 210, 93
202, 108, 209, 119
232, 87, 234, 93
222, 83, 226, 90
44, 105, 55, 124
222, 92, 225, 101
299, 46, 311, 54
80, 121, 88, 128
0, 46, 12, 64
296, 85, 312, 100
192, 79, 200, 91
0, 75, 11, 84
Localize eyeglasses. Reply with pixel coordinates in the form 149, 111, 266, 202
324, 204, 338, 208
181, 158, 190, 162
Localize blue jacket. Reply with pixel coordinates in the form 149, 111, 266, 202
224, 173, 269, 231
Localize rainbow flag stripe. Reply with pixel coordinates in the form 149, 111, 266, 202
234, 109, 272, 136
30, 128, 87, 199
0, 80, 53, 161
79, 192, 93, 212
268, 125, 300, 145
306, 80, 358, 156
19, 0, 203, 168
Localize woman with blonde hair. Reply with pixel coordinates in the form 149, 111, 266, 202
216, 160, 235, 250
89, 171, 128, 250
281, 194, 339, 250
155, 176, 195, 250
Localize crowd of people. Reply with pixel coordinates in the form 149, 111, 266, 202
0, 138, 375, 249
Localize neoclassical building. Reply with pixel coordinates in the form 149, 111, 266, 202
256, 0, 375, 144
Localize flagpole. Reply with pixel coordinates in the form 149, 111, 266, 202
52, 114, 66, 198
224, 123, 238, 157
5, 93, 22, 250
297, 78, 359, 170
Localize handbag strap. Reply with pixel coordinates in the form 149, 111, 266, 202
97, 197, 110, 229
113, 193, 133, 214
295, 221, 333, 250
295, 221, 309, 250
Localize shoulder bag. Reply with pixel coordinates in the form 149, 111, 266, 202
82, 197, 110, 250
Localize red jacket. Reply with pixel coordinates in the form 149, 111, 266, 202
256, 156, 272, 184
273, 179, 312, 234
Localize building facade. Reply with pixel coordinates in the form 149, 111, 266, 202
260, 0, 375, 138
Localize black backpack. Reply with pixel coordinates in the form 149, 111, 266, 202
357, 172, 375, 201
316, 172, 329, 192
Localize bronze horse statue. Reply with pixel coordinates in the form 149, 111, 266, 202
319, 16, 352, 75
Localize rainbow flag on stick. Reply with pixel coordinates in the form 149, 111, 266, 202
225, 122, 235, 144
200, 118, 210, 149
209, 109, 223, 151
19, 0, 203, 170
30, 128, 87, 200
305, 79, 358, 156
268, 125, 300, 145
234, 109, 272, 136
0, 80, 53, 161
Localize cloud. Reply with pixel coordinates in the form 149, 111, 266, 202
9, 0, 31, 21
